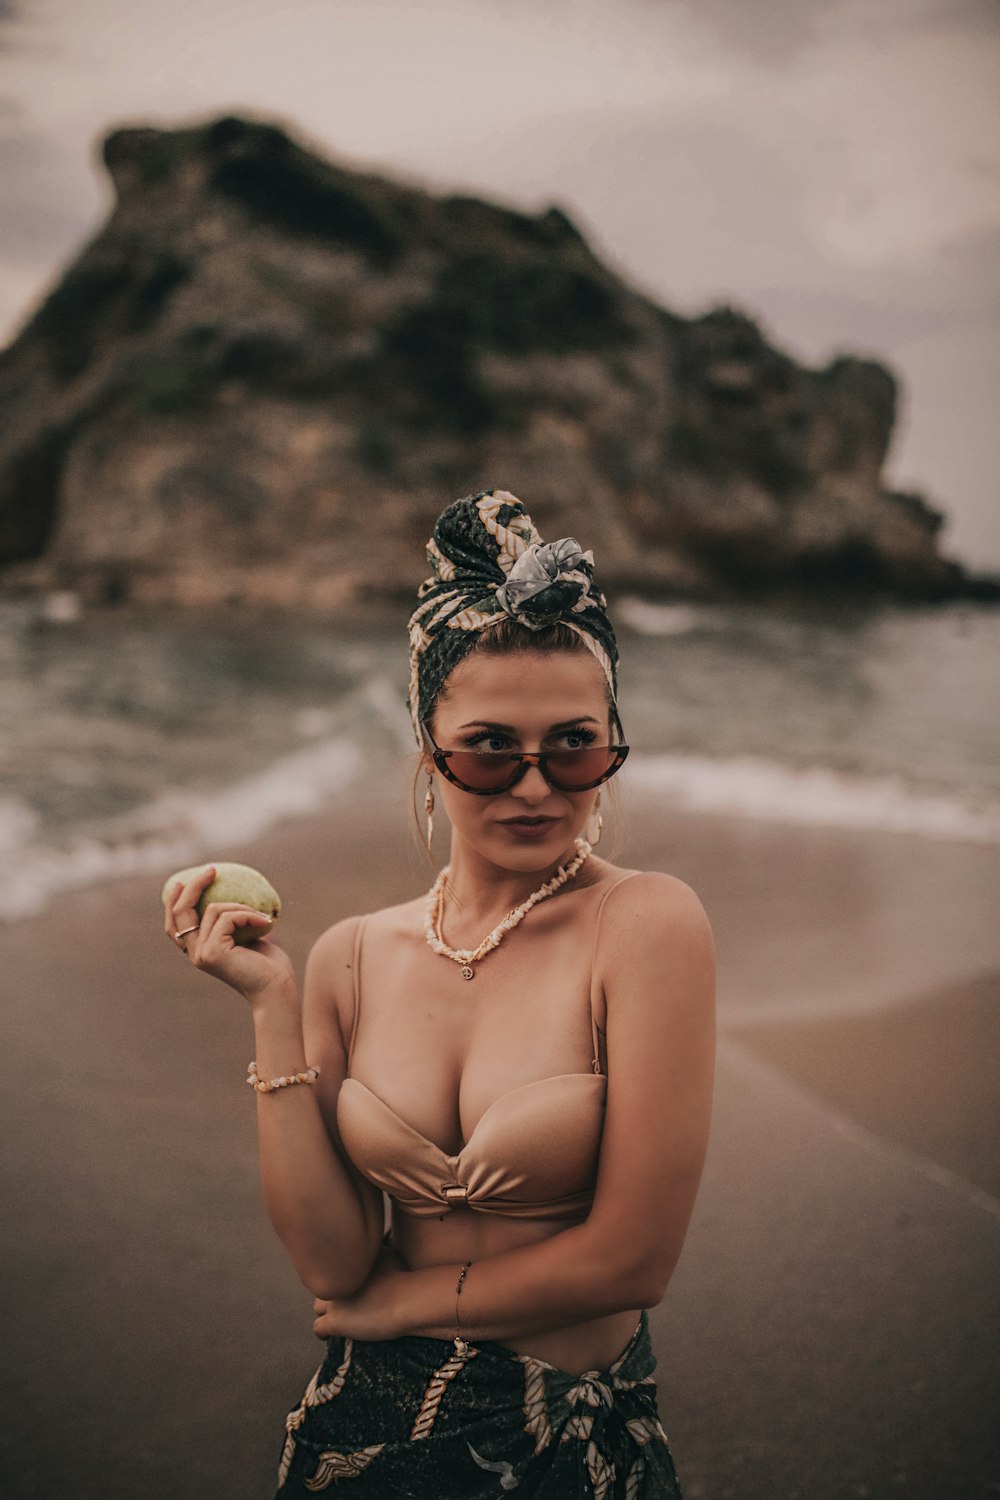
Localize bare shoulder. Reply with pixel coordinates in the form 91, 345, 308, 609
595, 868, 716, 984
305, 910, 363, 992
601, 868, 713, 940
306, 894, 424, 981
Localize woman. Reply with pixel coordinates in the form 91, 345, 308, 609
163, 489, 716, 1498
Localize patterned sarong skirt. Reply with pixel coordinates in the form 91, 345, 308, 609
273, 1308, 684, 1497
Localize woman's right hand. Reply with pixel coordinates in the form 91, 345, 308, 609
164, 864, 297, 1005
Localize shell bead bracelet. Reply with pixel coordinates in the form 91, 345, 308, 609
247, 1060, 321, 1093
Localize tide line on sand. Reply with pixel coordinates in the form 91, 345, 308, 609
719, 1037, 1000, 1224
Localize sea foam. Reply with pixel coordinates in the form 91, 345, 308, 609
0, 735, 363, 924
626, 752, 1000, 843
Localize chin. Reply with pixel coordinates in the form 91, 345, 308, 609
487, 822, 579, 858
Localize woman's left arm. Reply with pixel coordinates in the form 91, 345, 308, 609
314, 872, 716, 1343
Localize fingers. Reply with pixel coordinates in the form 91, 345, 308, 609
163, 864, 217, 943
163, 863, 274, 961
198, 903, 274, 934
313, 1297, 325, 1338
186, 905, 274, 963
312, 1300, 336, 1340
163, 884, 183, 941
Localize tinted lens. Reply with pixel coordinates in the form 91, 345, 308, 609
442, 746, 625, 791
545, 747, 620, 789
446, 751, 521, 790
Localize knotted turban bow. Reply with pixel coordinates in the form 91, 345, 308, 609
494, 537, 597, 628
405, 489, 619, 746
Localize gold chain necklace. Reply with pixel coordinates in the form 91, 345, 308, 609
423, 837, 591, 979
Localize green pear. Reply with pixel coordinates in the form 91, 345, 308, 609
161, 861, 282, 946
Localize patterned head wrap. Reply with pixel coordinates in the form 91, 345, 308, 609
406, 489, 619, 746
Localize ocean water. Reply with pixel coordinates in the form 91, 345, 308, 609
1, 593, 998, 923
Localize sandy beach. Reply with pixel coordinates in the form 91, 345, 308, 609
2, 766, 998, 1499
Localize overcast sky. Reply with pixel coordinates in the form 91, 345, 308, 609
2, 0, 998, 567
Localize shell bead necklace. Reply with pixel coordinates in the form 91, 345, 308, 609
424, 836, 592, 979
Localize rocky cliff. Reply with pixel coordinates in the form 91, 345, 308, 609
0, 113, 991, 611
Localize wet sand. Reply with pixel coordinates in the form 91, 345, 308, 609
727, 969, 1000, 1199
1, 768, 999, 1498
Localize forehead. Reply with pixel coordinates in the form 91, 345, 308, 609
437, 649, 608, 723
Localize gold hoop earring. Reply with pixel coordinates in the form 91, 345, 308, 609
424, 771, 435, 852
585, 790, 603, 847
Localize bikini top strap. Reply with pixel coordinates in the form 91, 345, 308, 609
346, 911, 370, 1072
588, 872, 645, 1076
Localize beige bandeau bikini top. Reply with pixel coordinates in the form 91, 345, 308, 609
336, 871, 643, 1220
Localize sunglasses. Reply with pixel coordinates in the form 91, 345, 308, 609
421, 708, 630, 795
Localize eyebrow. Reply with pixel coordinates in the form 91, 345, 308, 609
457, 717, 602, 732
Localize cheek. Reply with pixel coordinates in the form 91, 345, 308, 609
437, 783, 486, 823
574, 793, 598, 821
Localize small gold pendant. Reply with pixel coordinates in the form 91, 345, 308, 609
461, 965, 475, 980
454, 1336, 470, 1357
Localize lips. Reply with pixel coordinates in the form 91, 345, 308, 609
499, 816, 559, 827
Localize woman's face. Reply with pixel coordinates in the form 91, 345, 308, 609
423, 648, 614, 872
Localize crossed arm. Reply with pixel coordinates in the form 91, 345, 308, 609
314, 873, 716, 1343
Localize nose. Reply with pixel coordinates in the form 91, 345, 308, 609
510, 759, 556, 803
